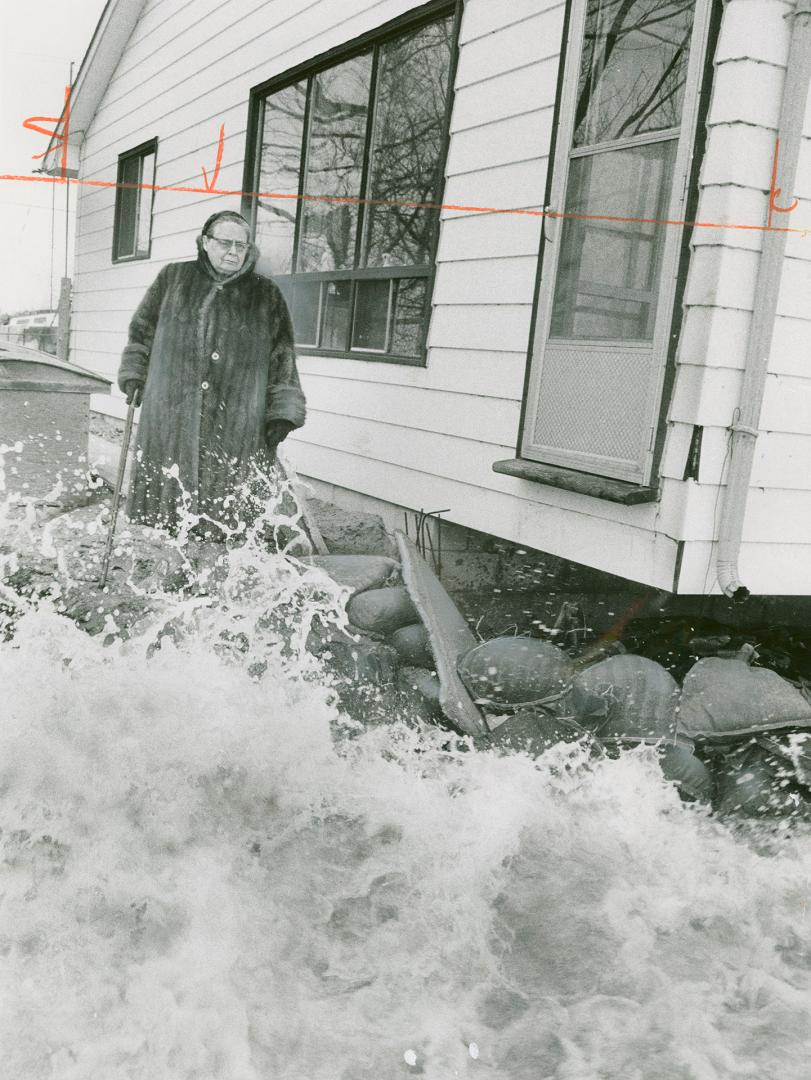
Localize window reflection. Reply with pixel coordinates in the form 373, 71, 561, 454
574, 0, 694, 147
363, 18, 452, 268
256, 81, 307, 275
550, 141, 675, 341
298, 55, 372, 272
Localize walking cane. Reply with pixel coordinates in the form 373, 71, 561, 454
98, 398, 137, 589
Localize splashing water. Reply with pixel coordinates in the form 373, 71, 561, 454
1, 477, 810, 1079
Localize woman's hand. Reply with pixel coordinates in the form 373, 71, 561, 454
265, 419, 295, 459
124, 379, 145, 407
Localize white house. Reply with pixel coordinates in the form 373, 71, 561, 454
43, 0, 811, 597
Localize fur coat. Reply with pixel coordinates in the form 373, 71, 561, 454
117, 240, 306, 532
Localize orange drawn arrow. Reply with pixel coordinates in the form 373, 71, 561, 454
768, 137, 799, 228
23, 85, 72, 179
201, 124, 225, 192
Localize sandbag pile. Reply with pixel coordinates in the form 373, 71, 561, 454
306, 553, 811, 819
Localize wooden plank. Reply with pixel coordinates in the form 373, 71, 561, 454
451, 58, 559, 132
682, 245, 760, 311
428, 302, 532, 353
677, 306, 751, 370
454, 6, 565, 88
669, 363, 743, 426
436, 210, 543, 262
445, 108, 553, 175
770, 314, 811, 377
442, 161, 548, 218
433, 257, 537, 306
760, 373, 811, 435
707, 58, 785, 130
459, 0, 563, 45
396, 530, 489, 737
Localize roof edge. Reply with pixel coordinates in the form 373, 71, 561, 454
42, 0, 149, 175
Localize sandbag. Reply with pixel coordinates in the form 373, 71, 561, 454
678, 654, 811, 743
390, 623, 434, 669
659, 742, 715, 803
571, 654, 679, 742
714, 744, 806, 817
299, 554, 399, 597
487, 708, 600, 758
457, 636, 573, 710
347, 585, 419, 635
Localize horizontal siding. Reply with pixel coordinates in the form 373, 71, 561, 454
678, 539, 811, 596
67, 0, 811, 593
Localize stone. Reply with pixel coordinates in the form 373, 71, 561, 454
390, 623, 434, 669
307, 498, 397, 557
299, 554, 400, 596
347, 586, 419, 636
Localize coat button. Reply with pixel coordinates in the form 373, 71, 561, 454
211, 351, 220, 360
201, 381, 209, 390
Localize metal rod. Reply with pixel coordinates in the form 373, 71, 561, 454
98, 400, 137, 589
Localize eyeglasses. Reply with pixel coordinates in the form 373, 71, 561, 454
206, 235, 249, 254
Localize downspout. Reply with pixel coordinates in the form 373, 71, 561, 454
715, 1, 811, 599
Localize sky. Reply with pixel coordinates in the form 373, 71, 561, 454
0, 0, 106, 316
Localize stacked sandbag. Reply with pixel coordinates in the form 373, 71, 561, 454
346, 585, 419, 637
570, 654, 680, 743
677, 649, 811, 743
299, 554, 400, 597
457, 636, 573, 711
678, 649, 811, 817
486, 708, 601, 758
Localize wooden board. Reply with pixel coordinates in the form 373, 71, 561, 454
395, 530, 489, 737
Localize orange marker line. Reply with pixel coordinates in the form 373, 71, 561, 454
0, 172, 808, 237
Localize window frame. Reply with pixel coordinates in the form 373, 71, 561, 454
112, 138, 157, 264
516, 0, 718, 488
241, 0, 462, 367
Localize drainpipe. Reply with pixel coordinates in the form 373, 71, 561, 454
715, 2, 811, 599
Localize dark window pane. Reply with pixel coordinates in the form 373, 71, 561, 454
363, 17, 453, 268
116, 155, 140, 257
550, 141, 675, 341
256, 81, 308, 274
391, 277, 427, 356
322, 280, 353, 350
135, 151, 155, 255
291, 281, 321, 346
574, 0, 694, 147
352, 279, 391, 351
298, 54, 372, 272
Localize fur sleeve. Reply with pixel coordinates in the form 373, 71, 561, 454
117, 265, 170, 391
266, 285, 307, 429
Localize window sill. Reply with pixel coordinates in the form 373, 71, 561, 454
297, 347, 426, 367
492, 458, 659, 505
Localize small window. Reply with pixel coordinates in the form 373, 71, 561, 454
247, 5, 456, 364
113, 139, 157, 262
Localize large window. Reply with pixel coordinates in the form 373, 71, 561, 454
520, 0, 713, 487
112, 139, 157, 262
245, 7, 455, 363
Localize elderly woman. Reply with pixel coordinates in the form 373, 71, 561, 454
117, 210, 306, 533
